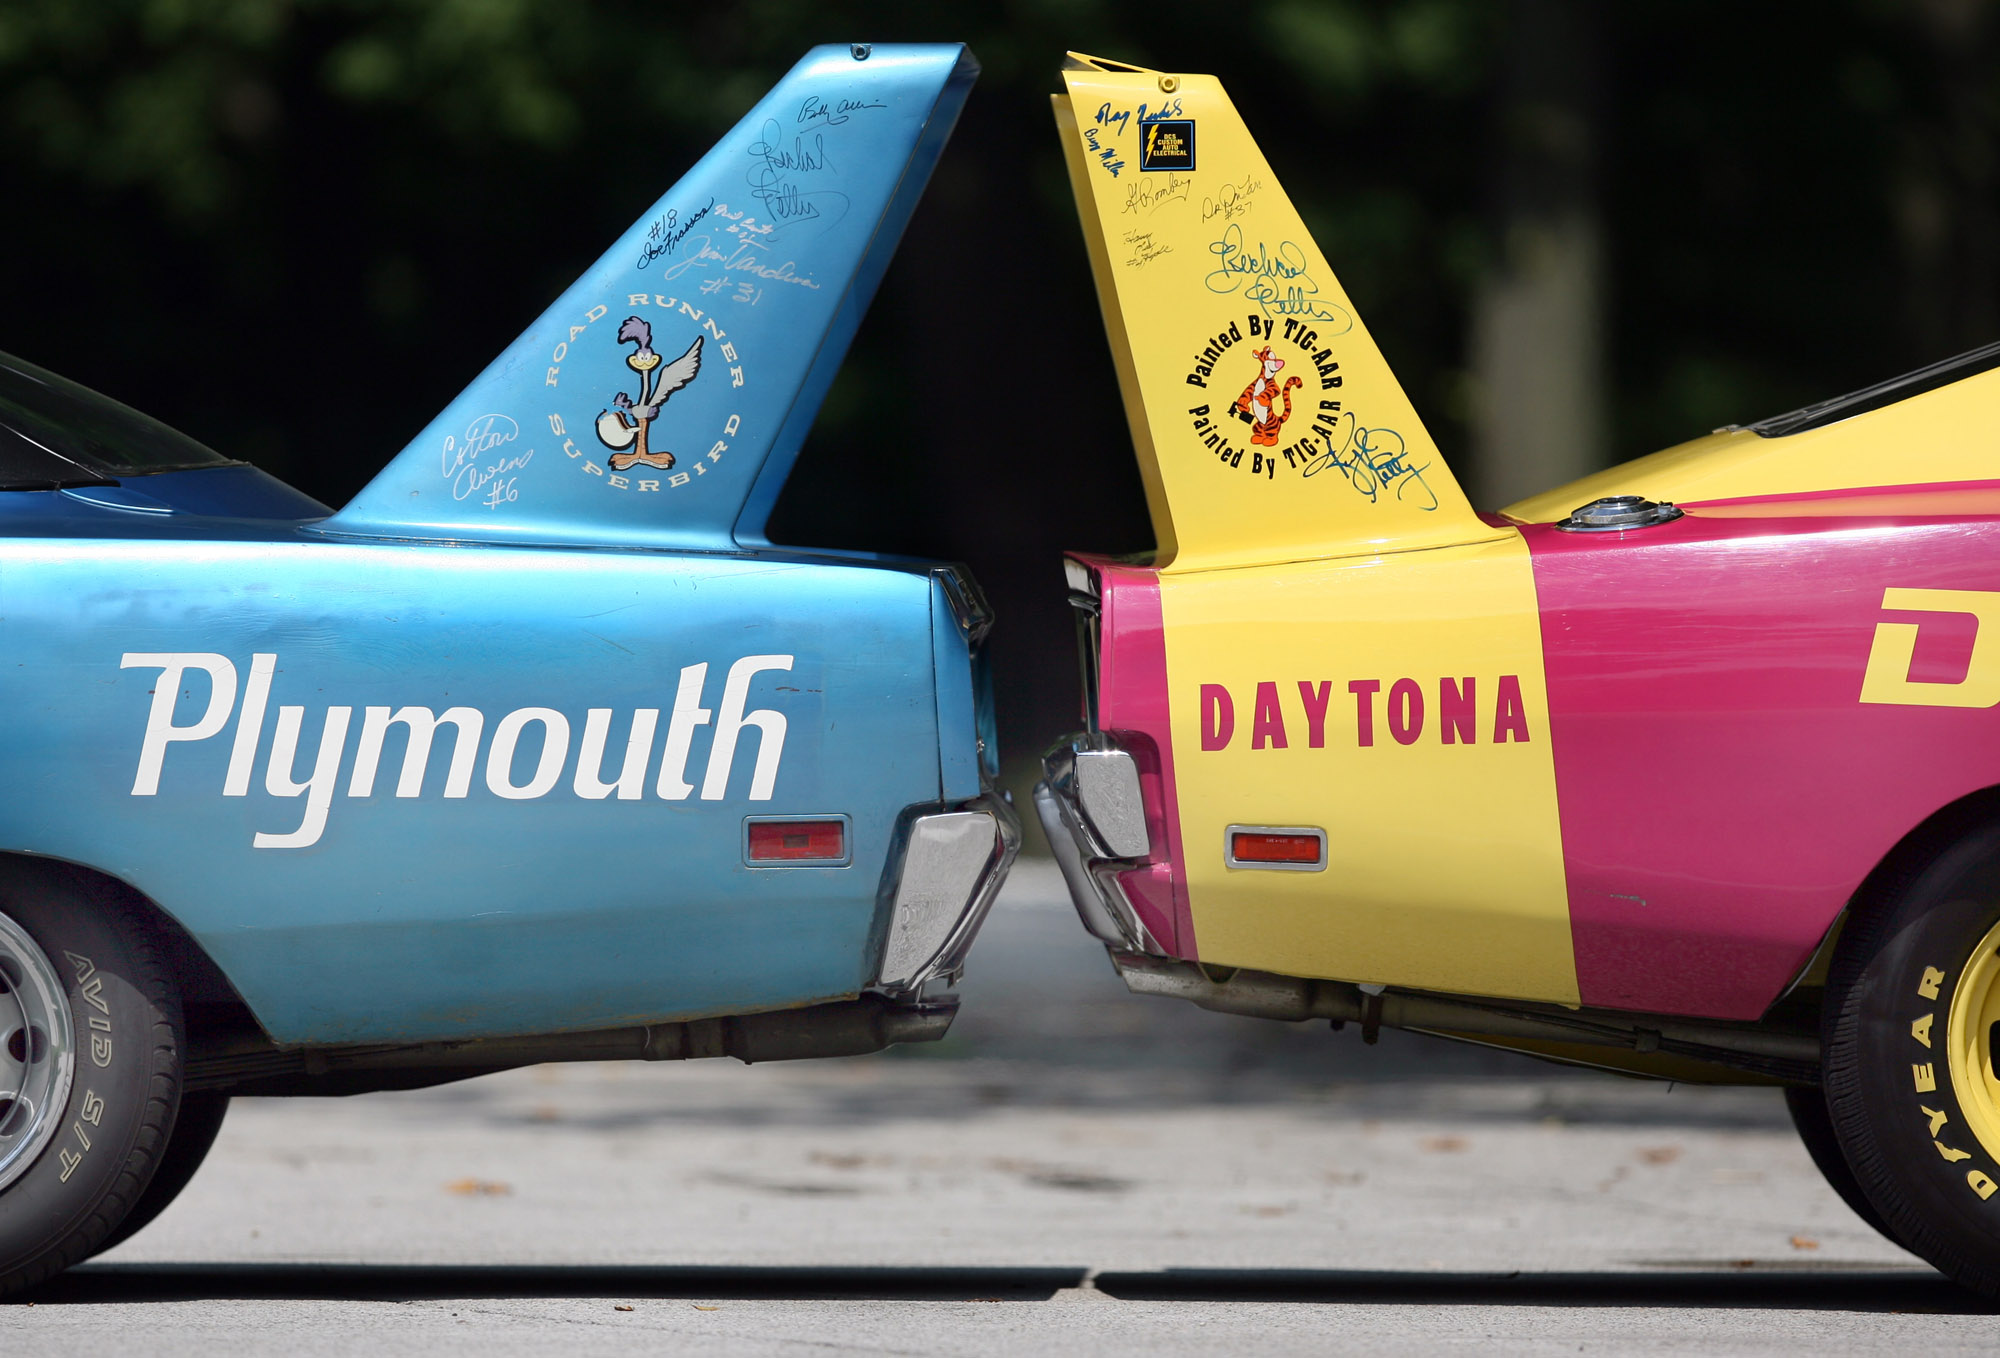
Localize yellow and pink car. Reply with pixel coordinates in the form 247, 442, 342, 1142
1038, 53, 2000, 1297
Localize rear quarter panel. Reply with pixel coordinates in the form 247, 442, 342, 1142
0, 536, 939, 1043
1156, 535, 1578, 1004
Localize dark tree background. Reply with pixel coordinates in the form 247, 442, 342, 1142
4, 0, 1998, 776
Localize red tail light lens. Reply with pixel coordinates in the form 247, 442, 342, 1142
1227, 828, 1325, 869
747, 818, 847, 864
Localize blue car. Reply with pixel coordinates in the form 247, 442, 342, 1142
0, 43, 1012, 1292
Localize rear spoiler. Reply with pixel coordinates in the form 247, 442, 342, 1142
1052, 54, 1501, 570
326, 43, 977, 551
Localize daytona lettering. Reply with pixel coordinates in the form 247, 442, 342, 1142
1196, 676, 1533, 752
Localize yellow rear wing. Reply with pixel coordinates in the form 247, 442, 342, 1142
1054, 54, 1502, 571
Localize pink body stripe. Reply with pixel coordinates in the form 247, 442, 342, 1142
1081, 557, 1195, 956
1529, 492, 2000, 1018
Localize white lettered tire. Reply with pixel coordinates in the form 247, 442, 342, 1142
0, 871, 184, 1295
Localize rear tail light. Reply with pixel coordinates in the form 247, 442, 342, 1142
745, 817, 849, 866
1225, 825, 1326, 871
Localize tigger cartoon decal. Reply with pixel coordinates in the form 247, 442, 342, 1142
595, 318, 704, 472
1235, 345, 1302, 447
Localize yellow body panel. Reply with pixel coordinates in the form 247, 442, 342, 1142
1054, 56, 1576, 1001
1160, 534, 1578, 1004
1053, 59, 1504, 572
1504, 366, 2000, 524
1052, 94, 1181, 560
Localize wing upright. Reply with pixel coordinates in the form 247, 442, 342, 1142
325, 44, 977, 549
1052, 54, 1499, 570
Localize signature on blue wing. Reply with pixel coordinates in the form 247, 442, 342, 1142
441, 413, 534, 507
650, 203, 818, 292
659, 233, 821, 294
637, 198, 714, 270
1203, 223, 1352, 331
798, 95, 885, 126
1299, 413, 1439, 510
747, 118, 848, 228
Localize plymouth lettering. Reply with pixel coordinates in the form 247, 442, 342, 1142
120, 652, 796, 850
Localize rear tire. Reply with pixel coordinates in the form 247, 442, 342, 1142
0, 875, 183, 1296
1784, 1083, 1901, 1245
1824, 819, 2000, 1298
88, 1092, 227, 1256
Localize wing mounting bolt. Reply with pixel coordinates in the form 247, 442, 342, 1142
1159, 75, 1180, 93
1556, 495, 1684, 532
850, 43, 872, 60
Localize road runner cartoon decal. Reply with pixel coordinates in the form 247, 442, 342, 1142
547, 297, 745, 497
597, 321, 703, 473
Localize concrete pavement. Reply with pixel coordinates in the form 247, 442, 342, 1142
16, 863, 1997, 1353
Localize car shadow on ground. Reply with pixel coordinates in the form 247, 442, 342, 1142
27, 1263, 1996, 1313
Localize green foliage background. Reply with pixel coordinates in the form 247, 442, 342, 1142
1, 0, 1993, 747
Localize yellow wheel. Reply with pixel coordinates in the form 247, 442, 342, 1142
1947, 917, 2000, 1167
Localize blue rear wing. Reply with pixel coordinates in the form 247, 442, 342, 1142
325, 43, 976, 551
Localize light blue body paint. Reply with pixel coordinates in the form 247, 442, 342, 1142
0, 46, 996, 1046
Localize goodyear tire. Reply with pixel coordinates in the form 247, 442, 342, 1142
1825, 820, 2000, 1296
0, 876, 183, 1296
1784, 1084, 1900, 1245
88, 1093, 227, 1257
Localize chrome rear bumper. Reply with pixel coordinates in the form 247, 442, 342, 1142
873, 790, 1020, 994
1035, 737, 1163, 954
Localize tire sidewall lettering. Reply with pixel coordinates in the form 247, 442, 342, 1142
1836, 831, 2000, 1288
0, 886, 175, 1292
1890, 932, 2000, 1210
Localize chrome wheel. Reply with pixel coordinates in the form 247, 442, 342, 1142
0, 910, 75, 1194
